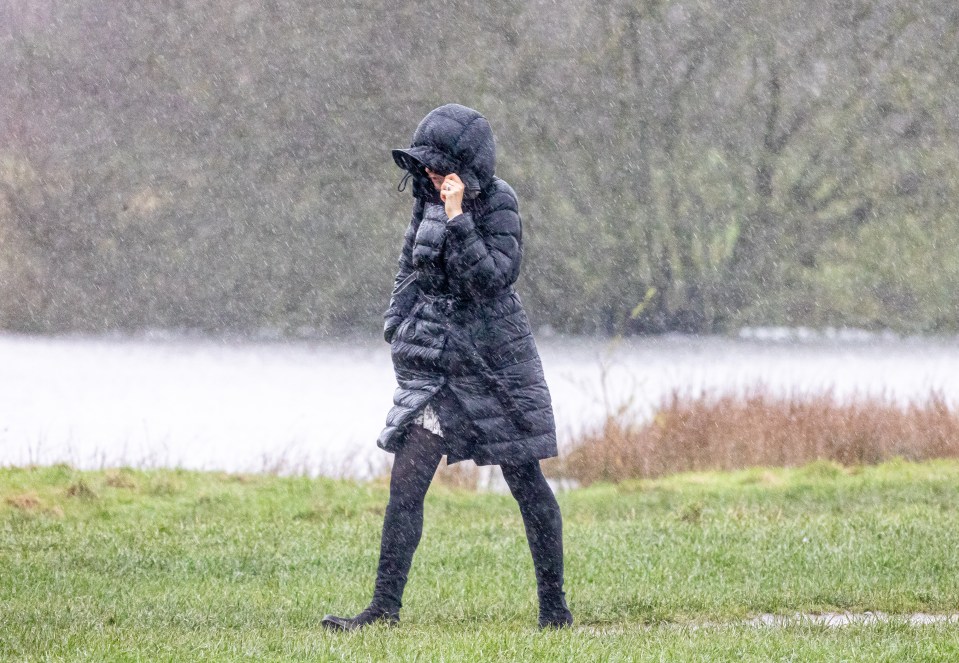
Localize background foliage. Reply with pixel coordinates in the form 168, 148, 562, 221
2, 0, 957, 336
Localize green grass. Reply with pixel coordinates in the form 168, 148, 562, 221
2, 460, 959, 661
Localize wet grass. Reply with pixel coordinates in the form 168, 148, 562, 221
3, 460, 959, 661
550, 388, 959, 484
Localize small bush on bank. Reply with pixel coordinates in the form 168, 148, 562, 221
548, 389, 959, 485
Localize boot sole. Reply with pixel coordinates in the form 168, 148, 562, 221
321, 614, 399, 631
539, 614, 574, 630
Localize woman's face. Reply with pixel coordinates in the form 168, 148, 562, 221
424, 167, 446, 191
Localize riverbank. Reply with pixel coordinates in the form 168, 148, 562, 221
4, 460, 959, 660
550, 388, 959, 485
4, 333, 959, 477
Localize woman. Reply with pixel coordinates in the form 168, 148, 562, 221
322, 103, 572, 631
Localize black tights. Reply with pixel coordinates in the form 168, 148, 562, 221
371, 425, 566, 613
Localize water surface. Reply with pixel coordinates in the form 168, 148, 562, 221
3, 333, 957, 476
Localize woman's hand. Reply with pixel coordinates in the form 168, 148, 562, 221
440, 174, 465, 220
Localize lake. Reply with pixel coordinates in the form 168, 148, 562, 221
3, 331, 958, 476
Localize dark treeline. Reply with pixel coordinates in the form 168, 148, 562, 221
2, 0, 957, 337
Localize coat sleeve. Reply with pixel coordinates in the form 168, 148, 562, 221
383, 202, 423, 343
444, 187, 522, 299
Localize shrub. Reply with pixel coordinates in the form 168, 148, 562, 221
548, 388, 959, 485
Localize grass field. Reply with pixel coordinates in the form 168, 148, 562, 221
3, 460, 959, 661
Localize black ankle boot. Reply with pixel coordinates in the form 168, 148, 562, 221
538, 590, 574, 629
321, 604, 400, 632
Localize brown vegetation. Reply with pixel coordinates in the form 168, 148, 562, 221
5, 493, 41, 510
547, 389, 959, 485
104, 471, 137, 489
372, 458, 487, 492
65, 479, 97, 499
432, 462, 487, 491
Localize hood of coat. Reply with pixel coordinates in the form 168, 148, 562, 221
392, 104, 496, 201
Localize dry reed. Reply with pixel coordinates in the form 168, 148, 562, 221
547, 388, 959, 485
5, 493, 41, 511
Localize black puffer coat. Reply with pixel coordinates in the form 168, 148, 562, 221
376, 104, 557, 466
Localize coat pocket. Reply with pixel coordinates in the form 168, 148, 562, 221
391, 313, 415, 346
391, 300, 452, 367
